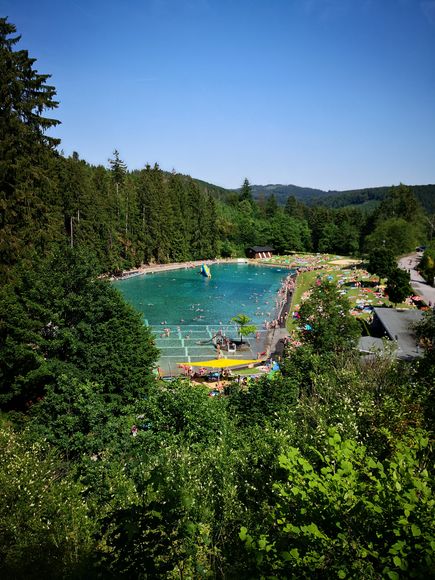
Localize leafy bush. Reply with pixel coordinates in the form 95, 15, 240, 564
241, 429, 435, 579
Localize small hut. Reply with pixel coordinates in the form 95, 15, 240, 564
246, 246, 274, 259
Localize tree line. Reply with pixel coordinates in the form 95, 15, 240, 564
1, 13, 433, 282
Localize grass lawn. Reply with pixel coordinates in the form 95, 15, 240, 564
281, 254, 416, 331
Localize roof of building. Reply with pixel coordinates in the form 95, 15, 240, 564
248, 246, 275, 252
373, 307, 424, 360
358, 336, 386, 354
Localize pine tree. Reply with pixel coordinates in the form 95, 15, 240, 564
0, 18, 60, 280
284, 195, 305, 220
239, 177, 254, 204
265, 193, 278, 218
108, 149, 127, 228
167, 173, 191, 262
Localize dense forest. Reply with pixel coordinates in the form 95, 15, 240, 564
246, 183, 435, 213
1, 17, 434, 579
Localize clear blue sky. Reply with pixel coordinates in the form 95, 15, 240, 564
2, 0, 435, 190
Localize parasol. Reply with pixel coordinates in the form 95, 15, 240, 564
177, 358, 261, 369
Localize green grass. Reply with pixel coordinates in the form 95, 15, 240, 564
285, 255, 416, 331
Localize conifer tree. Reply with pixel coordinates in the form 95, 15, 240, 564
265, 193, 278, 218
284, 195, 305, 219
0, 18, 60, 279
239, 177, 253, 203
167, 173, 191, 262
108, 149, 127, 228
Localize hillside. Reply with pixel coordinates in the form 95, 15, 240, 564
163, 178, 435, 214
313, 184, 435, 213
250, 183, 329, 204
243, 183, 435, 213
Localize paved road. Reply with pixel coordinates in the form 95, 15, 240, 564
398, 253, 435, 306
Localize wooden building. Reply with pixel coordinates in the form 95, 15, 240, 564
246, 246, 274, 259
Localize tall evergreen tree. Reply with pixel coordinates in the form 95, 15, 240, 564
167, 173, 191, 262
284, 195, 305, 220
108, 149, 127, 230
239, 178, 253, 203
265, 193, 278, 218
377, 184, 423, 223
0, 18, 60, 280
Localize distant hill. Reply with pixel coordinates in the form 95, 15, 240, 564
191, 177, 230, 200
249, 183, 330, 204
175, 177, 435, 214
162, 172, 230, 201
312, 186, 389, 209
312, 184, 435, 213
247, 183, 435, 214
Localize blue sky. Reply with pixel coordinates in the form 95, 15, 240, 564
2, 0, 435, 190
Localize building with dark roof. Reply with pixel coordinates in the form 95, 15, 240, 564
246, 246, 274, 259
370, 307, 424, 360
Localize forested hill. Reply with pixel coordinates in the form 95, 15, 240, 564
312, 184, 435, 213
249, 183, 328, 204
246, 183, 435, 213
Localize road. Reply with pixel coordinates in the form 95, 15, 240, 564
398, 253, 435, 307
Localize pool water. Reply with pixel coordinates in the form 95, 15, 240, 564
114, 263, 291, 373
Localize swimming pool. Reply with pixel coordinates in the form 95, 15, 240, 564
114, 263, 292, 373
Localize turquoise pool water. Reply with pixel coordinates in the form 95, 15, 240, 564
114, 263, 291, 373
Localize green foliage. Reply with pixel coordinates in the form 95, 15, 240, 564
318, 221, 359, 255
415, 309, 435, 348
386, 267, 413, 306
377, 184, 424, 224
365, 217, 422, 256
239, 177, 254, 203
267, 212, 310, 253
228, 374, 299, 427
138, 379, 229, 446
414, 310, 435, 424
309, 184, 435, 214
2, 18, 435, 580
297, 281, 360, 352
2, 19, 435, 276
0, 247, 158, 408
418, 246, 435, 285
285, 195, 305, 220
367, 246, 396, 281
0, 421, 94, 578
231, 313, 256, 343
265, 193, 279, 217
241, 429, 435, 579
0, 18, 61, 279
28, 376, 116, 458
89, 385, 232, 577
282, 347, 428, 457
108, 149, 127, 186
99, 448, 217, 578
